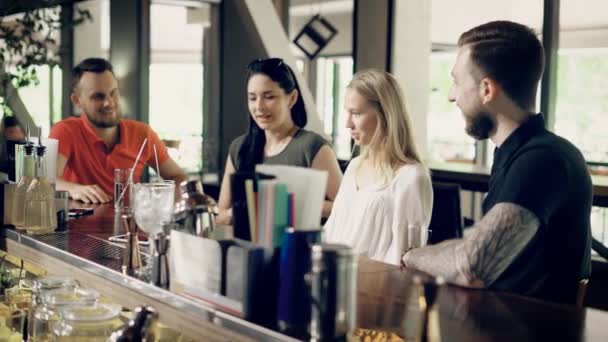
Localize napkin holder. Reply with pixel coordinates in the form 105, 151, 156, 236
225, 239, 281, 328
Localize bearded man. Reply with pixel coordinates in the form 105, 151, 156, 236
402, 21, 592, 305
50, 58, 186, 203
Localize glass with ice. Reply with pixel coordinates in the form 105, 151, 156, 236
133, 180, 174, 286
133, 181, 175, 237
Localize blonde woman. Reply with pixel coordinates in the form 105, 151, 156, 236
323, 69, 433, 265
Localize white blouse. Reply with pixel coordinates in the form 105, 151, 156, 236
323, 157, 433, 265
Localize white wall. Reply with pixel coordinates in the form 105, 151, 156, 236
73, 0, 106, 64
391, 0, 431, 158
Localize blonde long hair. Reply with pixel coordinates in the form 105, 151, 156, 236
347, 69, 424, 183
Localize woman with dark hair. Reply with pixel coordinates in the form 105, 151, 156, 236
217, 58, 343, 224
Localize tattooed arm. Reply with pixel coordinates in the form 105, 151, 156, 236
402, 202, 540, 288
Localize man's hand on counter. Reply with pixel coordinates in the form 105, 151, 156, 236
56, 176, 112, 204
68, 184, 112, 204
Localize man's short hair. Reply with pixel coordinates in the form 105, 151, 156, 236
71, 58, 115, 93
1, 115, 20, 129
458, 21, 544, 111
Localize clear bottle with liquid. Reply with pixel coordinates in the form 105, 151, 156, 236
12, 143, 35, 229
23, 144, 57, 234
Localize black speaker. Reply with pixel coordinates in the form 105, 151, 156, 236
292, 14, 337, 60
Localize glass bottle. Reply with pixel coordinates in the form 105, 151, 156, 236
31, 287, 99, 341
24, 275, 79, 342
24, 144, 57, 234
52, 303, 123, 341
12, 143, 35, 229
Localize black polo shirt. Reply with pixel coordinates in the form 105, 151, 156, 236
482, 114, 592, 304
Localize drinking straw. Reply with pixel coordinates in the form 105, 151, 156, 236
153, 144, 160, 176
115, 137, 148, 209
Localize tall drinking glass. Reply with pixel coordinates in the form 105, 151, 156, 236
114, 168, 133, 235
133, 181, 175, 287
132, 181, 175, 237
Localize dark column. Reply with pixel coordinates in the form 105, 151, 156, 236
540, 0, 559, 130
203, 6, 222, 174
60, 2, 74, 118
353, 0, 393, 72
109, 0, 150, 123
217, 0, 268, 173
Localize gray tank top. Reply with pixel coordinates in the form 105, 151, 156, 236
229, 129, 328, 170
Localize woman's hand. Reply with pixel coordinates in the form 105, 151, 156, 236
216, 208, 233, 225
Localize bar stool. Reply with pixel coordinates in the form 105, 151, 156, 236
428, 182, 463, 244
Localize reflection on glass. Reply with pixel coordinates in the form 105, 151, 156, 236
31, 287, 99, 341
0, 308, 25, 341
52, 303, 123, 341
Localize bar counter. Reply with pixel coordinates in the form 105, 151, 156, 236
2, 202, 608, 341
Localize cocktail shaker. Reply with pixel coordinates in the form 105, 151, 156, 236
308, 243, 357, 342
277, 228, 320, 339
175, 180, 217, 237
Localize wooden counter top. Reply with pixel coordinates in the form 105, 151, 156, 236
58, 203, 608, 341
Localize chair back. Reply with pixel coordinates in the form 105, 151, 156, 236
428, 182, 463, 244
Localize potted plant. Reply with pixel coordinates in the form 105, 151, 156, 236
0, 2, 91, 116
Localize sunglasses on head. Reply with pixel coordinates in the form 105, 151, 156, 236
247, 57, 285, 69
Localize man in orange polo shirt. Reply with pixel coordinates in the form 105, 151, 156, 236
50, 58, 187, 203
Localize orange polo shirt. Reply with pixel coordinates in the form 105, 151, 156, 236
49, 115, 170, 196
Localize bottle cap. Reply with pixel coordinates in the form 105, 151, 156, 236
35, 144, 46, 156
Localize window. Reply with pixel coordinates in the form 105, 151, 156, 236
554, 48, 608, 164
9, 65, 62, 136
554, 0, 608, 250
315, 56, 353, 160
427, 51, 476, 163
149, 63, 203, 173
557, 49, 608, 247
149, 3, 206, 175
428, 0, 543, 165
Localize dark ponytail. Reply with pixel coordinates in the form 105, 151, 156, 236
237, 58, 307, 171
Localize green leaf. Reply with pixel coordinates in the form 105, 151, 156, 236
0, 5, 92, 95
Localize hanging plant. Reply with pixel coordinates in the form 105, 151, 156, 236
0, 2, 92, 114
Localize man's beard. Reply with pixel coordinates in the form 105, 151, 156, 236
465, 111, 495, 140
86, 111, 120, 128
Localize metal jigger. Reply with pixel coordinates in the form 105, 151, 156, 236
122, 213, 143, 275
151, 231, 170, 289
